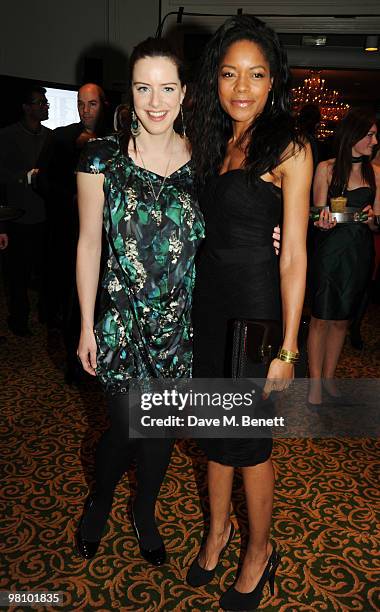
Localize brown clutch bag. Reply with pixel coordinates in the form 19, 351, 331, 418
231, 319, 282, 378
231, 318, 309, 378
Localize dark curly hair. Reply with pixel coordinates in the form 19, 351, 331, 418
189, 15, 302, 187
120, 37, 185, 154
330, 108, 376, 196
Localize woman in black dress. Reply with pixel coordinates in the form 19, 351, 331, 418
308, 109, 379, 405
187, 16, 312, 611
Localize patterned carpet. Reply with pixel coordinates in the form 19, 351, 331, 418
1, 290, 380, 612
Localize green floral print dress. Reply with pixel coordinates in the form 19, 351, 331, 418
77, 135, 204, 391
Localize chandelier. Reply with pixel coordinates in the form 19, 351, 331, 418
292, 71, 350, 139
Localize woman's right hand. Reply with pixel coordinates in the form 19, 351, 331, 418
77, 328, 97, 376
314, 208, 337, 231
262, 358, 294, 399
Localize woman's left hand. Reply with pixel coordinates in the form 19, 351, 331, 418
272, 225, 281, 255
262, 358, 294, 399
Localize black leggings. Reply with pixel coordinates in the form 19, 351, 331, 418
81, 392, 175, 548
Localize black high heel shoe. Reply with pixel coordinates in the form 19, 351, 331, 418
131, 508, 166, 567
219, 545, 281, 611
186, 522, 235, 587
75, 496, 102, 560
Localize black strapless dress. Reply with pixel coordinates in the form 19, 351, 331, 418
192, 170, 282, 467
310, 187, 375, 320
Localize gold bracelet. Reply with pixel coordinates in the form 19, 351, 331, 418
277, 347, 300, 364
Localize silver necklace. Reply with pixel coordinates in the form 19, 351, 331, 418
136, 133, 174, 202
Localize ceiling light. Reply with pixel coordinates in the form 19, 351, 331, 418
365, 35, 378, 51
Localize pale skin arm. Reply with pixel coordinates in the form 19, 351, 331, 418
264, 143, 313, 396
313, 160, 329, 206
313, 160, 336, 230
76, 172, 105, 375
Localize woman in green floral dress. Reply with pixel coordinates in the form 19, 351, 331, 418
78, 135, 203, 386
75, 38, 204, 565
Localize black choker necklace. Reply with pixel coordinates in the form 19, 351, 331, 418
352, 155, 366, 163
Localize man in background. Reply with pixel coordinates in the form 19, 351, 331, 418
0, 86, 52, 336
44, 83, 108, 383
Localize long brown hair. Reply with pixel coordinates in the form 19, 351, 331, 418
120, 37, 185, 155
330, 108, 376, 196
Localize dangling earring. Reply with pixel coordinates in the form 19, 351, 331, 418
180, 104, 186, 137
270, 90, 275, 110
131, 109, 140, 137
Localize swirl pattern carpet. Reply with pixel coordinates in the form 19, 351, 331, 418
1, 300, 379, 611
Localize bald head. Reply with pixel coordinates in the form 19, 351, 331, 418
78, 83, 106, 132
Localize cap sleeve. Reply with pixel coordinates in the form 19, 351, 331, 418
77, 137, 118, 174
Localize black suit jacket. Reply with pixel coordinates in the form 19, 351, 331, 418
44, 122, 84, 201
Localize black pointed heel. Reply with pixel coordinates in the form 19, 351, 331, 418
219, 545, 281, 611
75, 529, 101, 560
131, 508, 167, 567
75, 496, 102, 560
186, 522, 235, 587
268, 565, 276, 596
